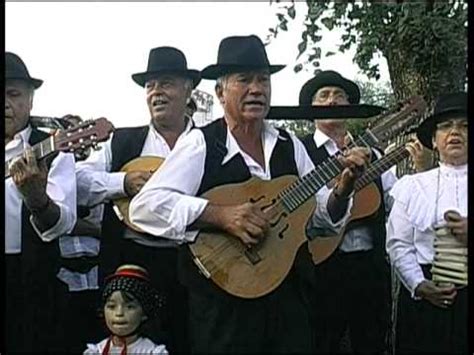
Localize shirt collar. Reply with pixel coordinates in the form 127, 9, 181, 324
438, 162, 468, 178
313, 128, 339, 156
222, 120, 285, 165
5, 125, 32, 152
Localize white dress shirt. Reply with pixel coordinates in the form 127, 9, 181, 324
386, 163, 467, 297
5, 125, 77, 254
57, 204, 103, 291
129, 120, 352, 243
84, 336, 168, 354
312, 129, 398, 252
76, 121, 194, 247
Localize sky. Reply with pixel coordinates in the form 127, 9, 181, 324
6, 1, 390, 128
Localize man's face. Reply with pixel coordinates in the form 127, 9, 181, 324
5, 79, 33, 139
433, 116, 468, 164
145, 74, 190, 125
312, 86, 349, 129
217, 70, 271, 124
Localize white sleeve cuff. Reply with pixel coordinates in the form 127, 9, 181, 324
106, 172, 127, 200
29, 203, 76, 242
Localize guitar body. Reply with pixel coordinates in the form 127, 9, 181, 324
113, 156, 164, 232
308, 182, 381, 265
189, 175, 315, 299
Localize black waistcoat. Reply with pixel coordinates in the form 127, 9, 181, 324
100, 125, 148, 236
301, 133, 388, 260
178, 118, 310, 297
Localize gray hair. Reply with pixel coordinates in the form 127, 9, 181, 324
216, 75, 229, 90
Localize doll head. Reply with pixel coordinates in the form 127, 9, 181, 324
101, 265, 165, 338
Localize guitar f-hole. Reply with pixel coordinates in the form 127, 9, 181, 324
278, 223, 289, 239
250, 195, 265, 204
270, 211, 287, 227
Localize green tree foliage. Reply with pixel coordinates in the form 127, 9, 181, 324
268, 1, 467, 103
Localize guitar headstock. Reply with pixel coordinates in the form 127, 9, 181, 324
368, 96, 427, 145
54, 117, 114, 153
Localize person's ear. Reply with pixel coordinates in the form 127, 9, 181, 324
215, 84, 225, 106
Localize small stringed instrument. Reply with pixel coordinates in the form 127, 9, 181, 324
112, 156, 164, 232
308, 144, 412, 265
189, 96, 427, 299
5, 117, 114, 179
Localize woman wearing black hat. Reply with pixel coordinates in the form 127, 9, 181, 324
386, 92, 468, 354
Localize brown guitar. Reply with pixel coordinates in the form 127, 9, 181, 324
113, 156, 164, 232
189, 96, 427, 299
308, 144, 411, 265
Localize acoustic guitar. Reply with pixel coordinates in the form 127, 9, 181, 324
5, 117, 114, 179
308, 144, 412, 265
112, 156, 164, 232
188, 96, 427, 299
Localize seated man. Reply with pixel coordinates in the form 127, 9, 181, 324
129, 35, 371, 353
5, 52, 77, 353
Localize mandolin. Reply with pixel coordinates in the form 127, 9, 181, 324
189, 96, 427, 299
308, 144, 412, 265
5, 117, 114, 179
112, 156, 164, 232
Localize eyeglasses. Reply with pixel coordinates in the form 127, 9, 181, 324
436, 120, 468, 131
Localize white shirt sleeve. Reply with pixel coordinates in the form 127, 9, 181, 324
29, 152, 77, 242
290, 134, 352, 234
386, 197, 426, 298
75, 136, 126, 206
129, 129, 209, 242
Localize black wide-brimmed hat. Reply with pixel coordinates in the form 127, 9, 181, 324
299, 70, 360, 105
132, 46, 201, 88
201, 35, 285, 80
102, 265, 165, 319
6, 52, 43, 89
416, 92, 467, 150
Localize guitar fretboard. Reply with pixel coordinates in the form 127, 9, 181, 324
5, 136, 55, 178
279, 130, 377, 212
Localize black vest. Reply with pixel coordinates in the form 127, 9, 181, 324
101, 125, 149, 236
178, 119, 316, 297
301, 133, 388, 260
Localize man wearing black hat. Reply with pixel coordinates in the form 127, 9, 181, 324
5, 52, 77, 352
76, 46, 200, 353
387, 92, 468, 354
299, 70, 397, 354
129, 35, 372, 353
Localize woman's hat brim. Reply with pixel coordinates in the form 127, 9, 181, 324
416, 109, 466, 150
132, 69, 201, 88
201, 64, 285, 80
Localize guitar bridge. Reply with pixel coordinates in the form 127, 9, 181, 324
245, 248, 262, 265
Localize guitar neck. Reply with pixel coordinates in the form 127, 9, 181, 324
279, 130, 377, 212
5, 135, 56, 178
355, 145, 409, 191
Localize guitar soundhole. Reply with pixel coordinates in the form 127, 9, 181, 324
270, 212, 287, 228
278, 223, 289, 239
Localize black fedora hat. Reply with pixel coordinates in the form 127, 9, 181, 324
201, 35, 285, 80
6, 52, 43, 89
132, 46, 201, 88
416, 92, 467, 150
299, 70, 360, 105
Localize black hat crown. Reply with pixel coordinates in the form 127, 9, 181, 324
5, 52, 43, 89
132, 46, 201, 88
201, 35, 285, 79
299, 70, 360, 105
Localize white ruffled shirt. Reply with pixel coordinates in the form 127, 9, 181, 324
386, 163, 468, 297
84, 336, 168, 354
